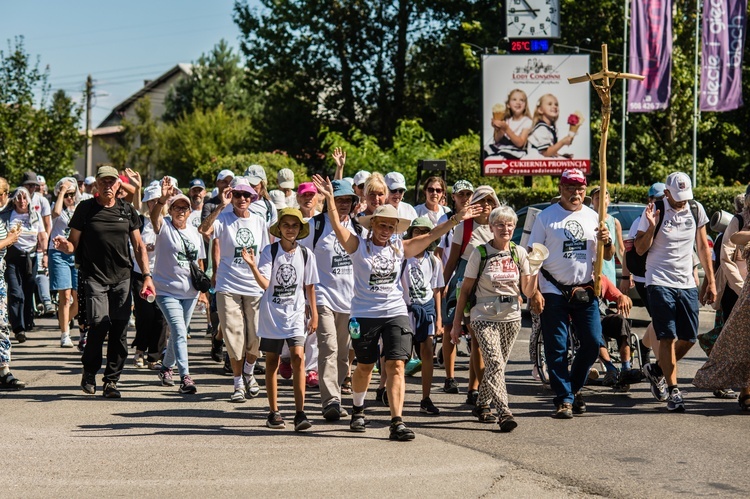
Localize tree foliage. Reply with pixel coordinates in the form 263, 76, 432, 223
163, 39, 252, 122
102, 96, 159, 179
0, 37, 83, 184
196, 152, 308, 190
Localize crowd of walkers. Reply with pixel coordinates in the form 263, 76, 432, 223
2, 158, 750, 440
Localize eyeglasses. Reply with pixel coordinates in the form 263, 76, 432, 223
491, 222, 515, 229
171, 205, 190, 213
426, 187, 444, 194
390, 189, 406, 195
233, 191, 254, 199
64, 193, 76, 199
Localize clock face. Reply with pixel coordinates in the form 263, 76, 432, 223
505, 0, 561, 39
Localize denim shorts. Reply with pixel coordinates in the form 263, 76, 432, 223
49, 249, 78, 291
646, 285, 699, 342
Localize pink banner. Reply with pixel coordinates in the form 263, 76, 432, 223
627, 0, 672, 112
700, 0, 747, 111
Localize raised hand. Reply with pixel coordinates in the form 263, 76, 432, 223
455, 203, 481, 221
332, 147, 346, 168
241, 247, 256, 268
312, 174, 334, 200
125, 168, 141, 188
219, 185, 232, 206
644, 202, 660, 229
161, 176, 174, 199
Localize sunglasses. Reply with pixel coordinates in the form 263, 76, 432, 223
232, 191, 255, 199
171, 205, 190, 213
426, 187, 444, 194
390, 189, 406, 195
357, 183, 365, 189
64, 193, 76, 199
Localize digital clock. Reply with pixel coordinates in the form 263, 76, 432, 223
509, 39, 551, 54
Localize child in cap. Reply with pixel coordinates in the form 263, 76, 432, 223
242, 207, 319, 432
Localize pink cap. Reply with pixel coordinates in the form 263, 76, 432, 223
560, 168, 587, 186
297, 182, 317, 196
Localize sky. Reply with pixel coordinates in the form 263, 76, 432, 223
0, 0, 259, 127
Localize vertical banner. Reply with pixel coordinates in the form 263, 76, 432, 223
481, 55, 591, 176
627, 0, 672, 112
700, 0, 747, 111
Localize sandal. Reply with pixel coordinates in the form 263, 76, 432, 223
341, 376, 352, 395
738, 394, 750, 412
0, 372, 27, 390
471, 405, 497, 423
713, 389, 738, 399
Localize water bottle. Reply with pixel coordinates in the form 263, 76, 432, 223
349, 318, 361, 340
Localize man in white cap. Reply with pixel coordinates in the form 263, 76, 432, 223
385, 172, 417, 222
352, 170, 370, 214
527, 168, 613, 419
83, 176, 96, 196
635, 171, 714, 412
276, 168, 298, 208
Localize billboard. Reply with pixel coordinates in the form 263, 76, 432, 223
482, 54, 591, 176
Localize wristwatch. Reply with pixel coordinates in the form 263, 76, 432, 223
142, 272, 153, 278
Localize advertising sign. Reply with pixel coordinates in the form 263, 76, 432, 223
627, 0, 673, 112
482, 54, 591, 176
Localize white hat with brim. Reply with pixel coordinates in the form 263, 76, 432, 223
142, 184, 162, 203
665, 172, 693, 202
469, 186, 500, 207
167, 193, 191, 209
357, 204, 411, 233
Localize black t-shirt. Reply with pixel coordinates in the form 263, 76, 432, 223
201, 194, 221, 222
69, 197, 140, 285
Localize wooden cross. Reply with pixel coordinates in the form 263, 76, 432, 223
568, 43, 644, 296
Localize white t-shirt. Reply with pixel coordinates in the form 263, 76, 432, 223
48, 209, 74, 250
415, 203, 451, 227
437, 212, 453, 268
350, 236, 408, 318
152, 219, 206, 299
249, 198, 278, 226
212, 210, 270, 296
188, 209, 202, 229
637, 201, 708, 288
9, 211, 44, 252
465, 243, 529, 322
401, 253, 444, 306
452, 220, 493, 261
31, 192, 51, 219
626, 215, 645, 284
257, 243, 319, 339
299, 214, 357, 313
527, 203, 599, 295
133, 216, 156, 275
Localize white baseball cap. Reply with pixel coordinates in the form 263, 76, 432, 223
385, 172, 406, 191
84, 176, 96, 186
244, 164, 267, 185
268, 189, 287, 210
665, 172, 693, 202
352, 170, 371, 187
277, 168, 295, 189
216, 169, 234, 182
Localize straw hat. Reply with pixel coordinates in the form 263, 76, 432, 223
357, 204, 411, 233
270, 207, 310, 240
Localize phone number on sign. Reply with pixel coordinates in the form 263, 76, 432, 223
483, 159, 591, 176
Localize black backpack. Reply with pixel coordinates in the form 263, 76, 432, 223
625, 199, 699, 278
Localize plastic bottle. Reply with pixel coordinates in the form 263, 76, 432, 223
349, 318, 361, 340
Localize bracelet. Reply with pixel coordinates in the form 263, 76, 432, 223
604, 240, 612, 248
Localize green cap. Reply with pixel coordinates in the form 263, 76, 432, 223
96, 165, 119, 179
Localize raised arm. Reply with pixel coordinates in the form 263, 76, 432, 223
312, 174, 359, 254
241, 247, 270, 290
635, 203, 660, 255
404, 204, 479, 259
52, 180, 76, 218
199, 187, 231, 237
150, 178, 174, 233
124, 168, 142, 213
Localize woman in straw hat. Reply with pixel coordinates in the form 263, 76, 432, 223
312, 174, 478, 441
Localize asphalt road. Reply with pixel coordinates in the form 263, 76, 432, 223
3, 305, 748, 498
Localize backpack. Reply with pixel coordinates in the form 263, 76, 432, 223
465, 242, 520, 312
270, 241, 309, 268
399, 252, 438, 282
625, 199, 699, 278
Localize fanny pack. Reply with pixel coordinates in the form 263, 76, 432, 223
540, 268, 595, 304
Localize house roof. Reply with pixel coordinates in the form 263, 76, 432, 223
97, 63, 192, 128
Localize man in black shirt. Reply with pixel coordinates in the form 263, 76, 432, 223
54, 165, 154, 398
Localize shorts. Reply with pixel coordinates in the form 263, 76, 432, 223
260, 336, 305, 354
216, 292, 261, 360
601, 312, 630, 346
353, 316, 412, 364
49, 249, 78, 291
646, 285, 699, 342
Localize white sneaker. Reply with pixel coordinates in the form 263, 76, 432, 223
60, 333, 74, 348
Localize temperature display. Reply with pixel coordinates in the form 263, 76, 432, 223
509, 39, 550, 54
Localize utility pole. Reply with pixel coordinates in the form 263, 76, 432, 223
85, 75, 93, 178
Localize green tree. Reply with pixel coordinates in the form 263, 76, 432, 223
0, 37, 83, 184
196, 152, 308, 190
159, 105, 261, 185
163, 39, 253, 122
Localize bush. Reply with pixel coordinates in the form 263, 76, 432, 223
197, 152, 308, 190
